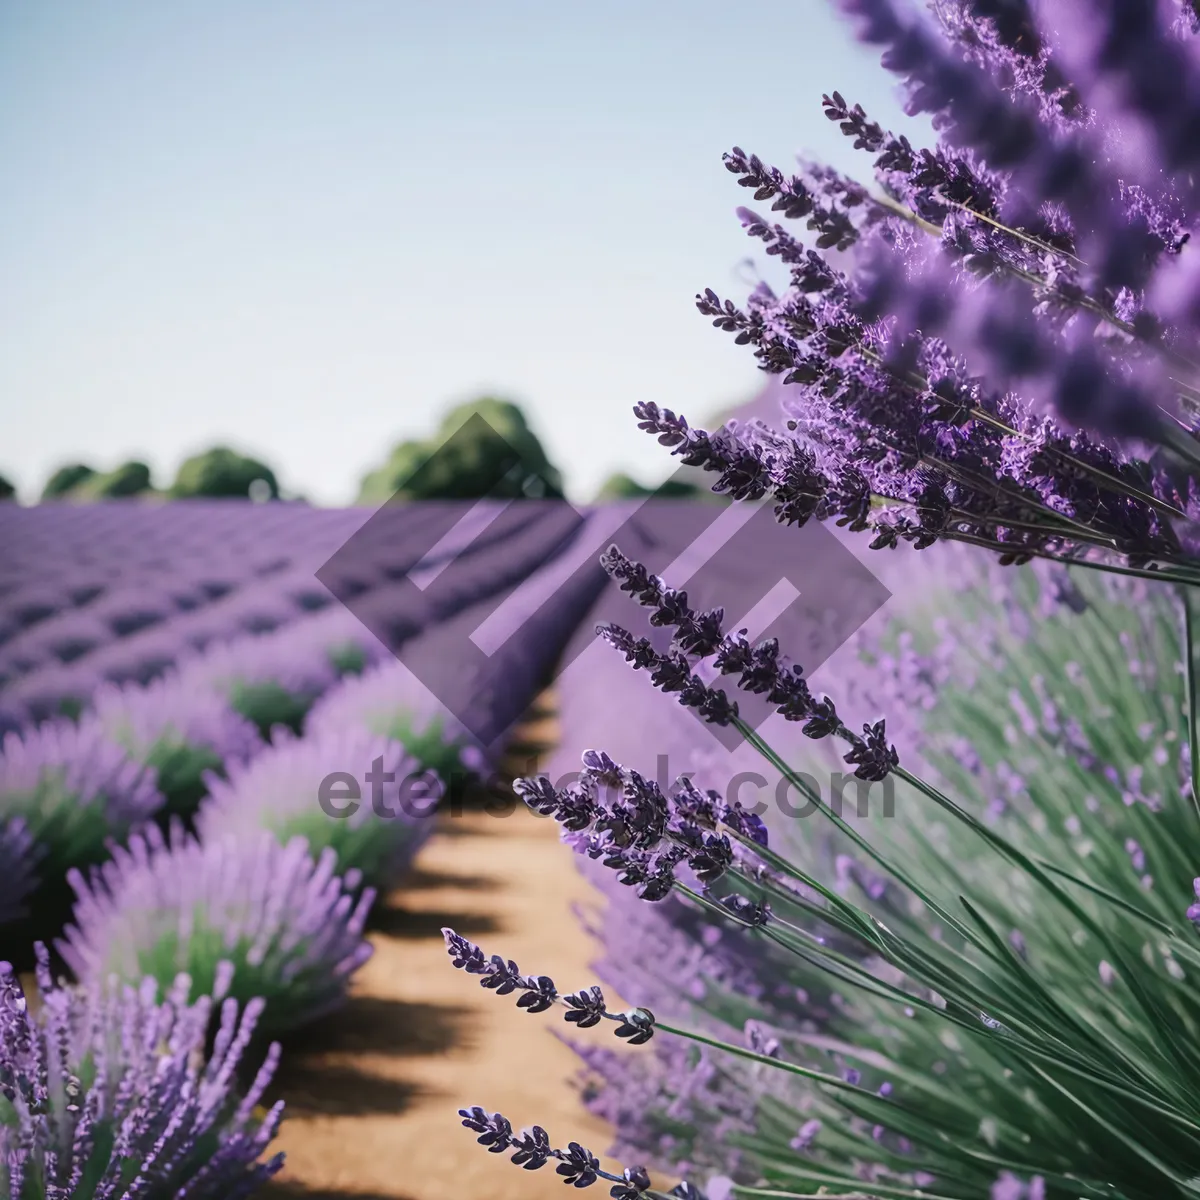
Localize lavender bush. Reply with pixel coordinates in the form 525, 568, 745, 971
0, 945, 284, 1198
93, 671, 262, 822
174, 626, 349, 739
303, 659, 488, 783
443, 3, 1200, 1198
0, 817, 41, 928
552, 554, 1195, 1196
58, 823, 375, 1036
0, 720, 162, 947
197, 726, 439, 891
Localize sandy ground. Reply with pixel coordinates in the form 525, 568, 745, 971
260, 692, 639, 1200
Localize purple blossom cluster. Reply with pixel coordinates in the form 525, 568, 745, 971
622, 1, 1200, 580
197, 725, 440, 890
514, 751, 754, 905
0, 817, 41, 926
596, 545, 899, 781
0, 946, 284, 1197
58, 823, 375, 1035
0, 719, 163, 935
303, 658, 489, 779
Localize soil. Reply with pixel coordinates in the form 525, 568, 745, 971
260, 692, 637, 1200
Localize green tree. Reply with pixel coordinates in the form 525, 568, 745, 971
73, 461, 153, 499
0, 473, 15, 501
170, 446, 279, 499
41, 463, 95, 500
593, 471, 704, 502
357, 397, 563, 505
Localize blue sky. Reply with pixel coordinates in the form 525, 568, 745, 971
1, 1, 925, 504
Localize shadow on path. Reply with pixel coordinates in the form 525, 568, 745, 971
286, 995, 470, 1058
367, 904, 500, 940
269, 1060, 422, 1118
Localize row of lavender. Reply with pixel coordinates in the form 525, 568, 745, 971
0, 498, 614, 1195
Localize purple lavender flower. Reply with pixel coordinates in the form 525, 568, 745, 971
992, 1172, 1046, 1200
514, 756, 761, 900
1186, 877, 1200, 924
442, 928, 657, 1042
303, 658, 488, 782
0, 944, 284, 1197
626, 1, 1200, 579
197, 726, 439, 891
0, 817, 41, 926
92, 670, 262, 821
0, 719, 163, 936
58, 822, 375, 1035
457, 1106, 666, 1195
175, 627, 345, 739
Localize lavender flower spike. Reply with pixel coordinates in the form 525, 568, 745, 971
442, 928, 657, 1043
58, 822, 375, 1035
0, 817, 41, 926
599, 547, 900, 774
0, 944, 284, 1198
458, 1106, 684, 1197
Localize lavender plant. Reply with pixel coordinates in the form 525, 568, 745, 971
449, 553, 1200, 1197
196, 726, 439, 891
558, 555, 1198, 1196
0, 945, 285, 1198
443, 4, 1200, 1197
0, 720, 163, 948
303, 659, 489, 784
0, 817, 41, 928
175, 629, 346, 739
57, 823, 375, 1036
92, 671, 262, 822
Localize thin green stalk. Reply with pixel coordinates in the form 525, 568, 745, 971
727, 865, 878, 946
698, 826, 1172, 1111
947, 532, 1200, 588
893, 765, 1200, 1090
1181, 586, 1200, 827
1028, 1064, 1200, 1192
731, 1176, 993, 1200
1034, 858, 1177, 935
730, 722, 1000, 962
653, 1020, 889, 1102
736, 1182, 956, 1200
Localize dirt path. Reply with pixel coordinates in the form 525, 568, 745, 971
262, 693, 631, 1200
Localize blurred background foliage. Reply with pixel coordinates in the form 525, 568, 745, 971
356, 396, 564, 505
18, 393, 739, 506
170, 446, 280, 500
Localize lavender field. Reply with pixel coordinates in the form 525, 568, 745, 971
12, 2, 1200, 1199
0, 496, 618, 954
0, 485, 665, 1198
